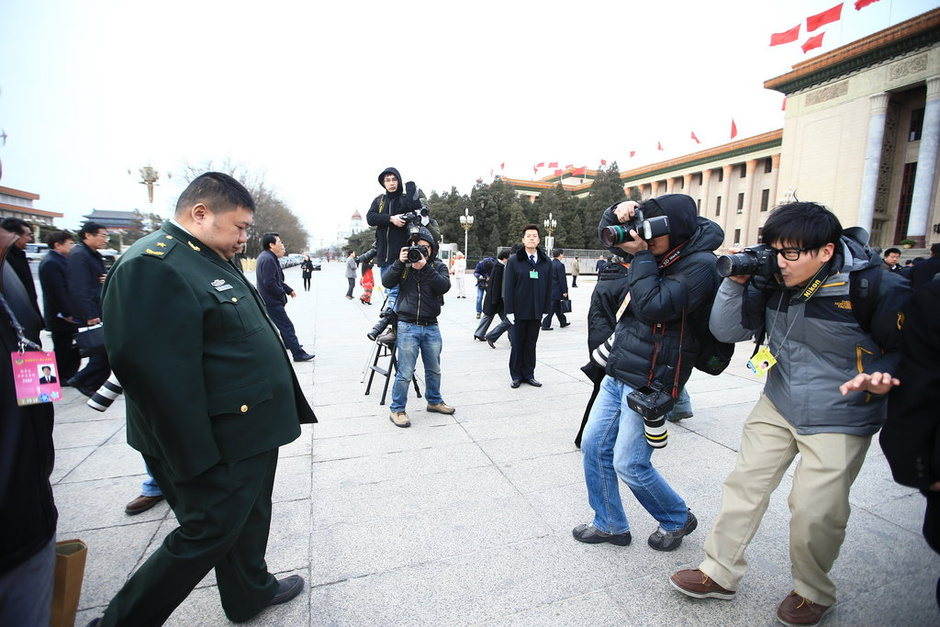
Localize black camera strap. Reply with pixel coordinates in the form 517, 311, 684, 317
646, 311, 684, 400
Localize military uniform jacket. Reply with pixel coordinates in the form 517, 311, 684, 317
102, 222, 316, 480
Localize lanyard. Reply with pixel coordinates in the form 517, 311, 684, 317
0, 291, 41, 352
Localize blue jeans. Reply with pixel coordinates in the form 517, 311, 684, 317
476, 286, 485, 314
581, 376, 688, 534
391, 322, 443, 412
378, 265, 399, 311
667, 387, 692, 419
141, 464, 163, 497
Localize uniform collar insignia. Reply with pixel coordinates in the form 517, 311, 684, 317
187, 241, 201, 252
157, 242, 167, 247
211, 279, 226, 287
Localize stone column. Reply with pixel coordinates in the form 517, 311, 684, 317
768, 154, 781, 214
666, 177, 676, 194
683, 173, 693, 199
720, 164, 734, 247
907, 76, 940, 247
700, 169, 713, 217
858, 93, 891, 233
650, 180, 660, 197
739, 160, 758, 245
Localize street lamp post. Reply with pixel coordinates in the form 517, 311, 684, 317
543, 212, 557, 256
139, 165, 160, 208
459, 207, 474, 257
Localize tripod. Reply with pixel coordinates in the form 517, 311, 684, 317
362, 296, 421, 405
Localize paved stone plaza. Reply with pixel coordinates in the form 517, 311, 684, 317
40, 261, 938, 626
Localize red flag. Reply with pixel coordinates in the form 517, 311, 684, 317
730, 119, 738, 139
770, 24, 800, 46
855, 0, 880, 9
629, 151, 636, 158
657, 142, 664, 151
500, 162, 505, 170
802, 32, 825, 53
807, 3, 843, 32
533, 165, 538, 174
782, 97, 787, 111
548, 161, 558, 168
536, 162, 545, 168
691, 131, 701, 144
554, 169, 562, 176
565, 164, 573, 169
600, 159, 607, 166
572, 166, 586, 176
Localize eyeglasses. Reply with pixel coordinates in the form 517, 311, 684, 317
96, 232, 110, 238
769, 246, 813, 261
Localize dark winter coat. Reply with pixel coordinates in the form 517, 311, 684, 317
549, 258, 568, 300
503, 247, 552, 320
587, 261, 630, 353
366, 167, 411, 266
602, 195, 724, 391
39, 249, 77, 333
482, 261, 506, 317
256, 249, 293, 307
0, 251, 57, 576
66, 241, 107, 322
381, 226, 451, 323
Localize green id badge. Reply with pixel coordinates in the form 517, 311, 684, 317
529, 270, 539, 279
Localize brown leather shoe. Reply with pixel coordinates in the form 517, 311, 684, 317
125, 494, 165, 515
776, 591, 831, 626
670, 569, 736, 600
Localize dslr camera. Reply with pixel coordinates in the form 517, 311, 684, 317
626, 382, 675, 449
716, 244, 778, 277
600, 203, 670, 248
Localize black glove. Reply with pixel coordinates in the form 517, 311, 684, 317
403, 181, 421, 210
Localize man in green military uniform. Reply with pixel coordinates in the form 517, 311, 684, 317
94, 172, 316, 625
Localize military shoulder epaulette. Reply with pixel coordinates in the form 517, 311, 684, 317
143, 235, 179, 259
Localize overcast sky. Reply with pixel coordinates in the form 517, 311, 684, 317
1, 0, 936, 250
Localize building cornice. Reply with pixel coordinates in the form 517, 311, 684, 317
764, 8, 940, 95
0, 202, 64, 218
0, 185, 40, 200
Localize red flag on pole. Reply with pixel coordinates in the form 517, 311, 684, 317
854, 0, 880, 9
807, 3, 843, 32
554, 169, 562, 176
536, 162, 545, 168
565, 164, 573, 169
770, 24, 800, 46
600, 159, 607, 166
533, 165, 538, 175
572, 166, 586, 176
548, 161, 558, 168
629, 151, 636, 158
500, 162, 505, 170
730, 119, 738, 139
657, 142, 664, 151
802, 32, 825, 53
782, 97, 787, 111
691, 131, 701, 144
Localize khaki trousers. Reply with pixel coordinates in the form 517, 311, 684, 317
699, 393, 871, 606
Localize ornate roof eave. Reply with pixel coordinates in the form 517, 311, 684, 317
764, 8, 940, 96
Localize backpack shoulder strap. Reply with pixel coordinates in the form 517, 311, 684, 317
849, 264, 882, 334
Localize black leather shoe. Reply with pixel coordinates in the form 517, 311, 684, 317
293, 352, 315, 362
473, 335, 485, 342
560, 322, 571, 328
268, 575, 304, 607
572, 523, 632, 546
486, 338, 496, 349
510, 379, 521, 388
541, 327, 553, 331
525, 379, 542, 387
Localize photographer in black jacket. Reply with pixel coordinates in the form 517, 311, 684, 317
366, 166, 421, 311
574, 194, 723, 552
381, 226, 454, 428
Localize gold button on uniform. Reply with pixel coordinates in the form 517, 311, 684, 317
232, 297, 238, 302
240, 405, 248, 413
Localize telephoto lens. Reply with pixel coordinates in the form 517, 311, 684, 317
643, 415, 668, 449
87, 374, 124, 412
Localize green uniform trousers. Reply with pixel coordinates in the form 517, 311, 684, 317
101, 448, 280, 625
699, 393, 871, 606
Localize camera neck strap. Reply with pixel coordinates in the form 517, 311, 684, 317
646, 309, 685, 400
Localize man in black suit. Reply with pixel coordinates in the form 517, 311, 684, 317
503, 224, 552, 388
66, 221, 111, 396
255, 232, 313, 362
541, 249, 570, 330
38, 366, 57, 385
483, 248, 514, 348
38, 231, 81, 381
0, 218, 40, 317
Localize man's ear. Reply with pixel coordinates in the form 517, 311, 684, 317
819, 242, 836, 262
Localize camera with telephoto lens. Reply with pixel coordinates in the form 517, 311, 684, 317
600, 205, 671, 247
406, 244, 430, 264
716, 243, 778, 278
359, 246, 378, 264
367, 307, 398, 342
627, 382, 675, 449
86, 374, 123, 412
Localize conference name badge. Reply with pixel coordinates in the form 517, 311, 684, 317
529, 270, 539, 279
746, 346, 777, 378
10, 351, 62, 406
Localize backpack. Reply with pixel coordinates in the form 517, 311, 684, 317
690, 272, 735, 376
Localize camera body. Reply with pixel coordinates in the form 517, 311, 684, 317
601, 206, 670, 247
716, 243, 778, 278
406, 244, 430, 264
626, 383, 676, 419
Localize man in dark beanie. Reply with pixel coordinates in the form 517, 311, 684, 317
366, 167, 422, 311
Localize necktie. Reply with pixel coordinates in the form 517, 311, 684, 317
530, 255, 536, 266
